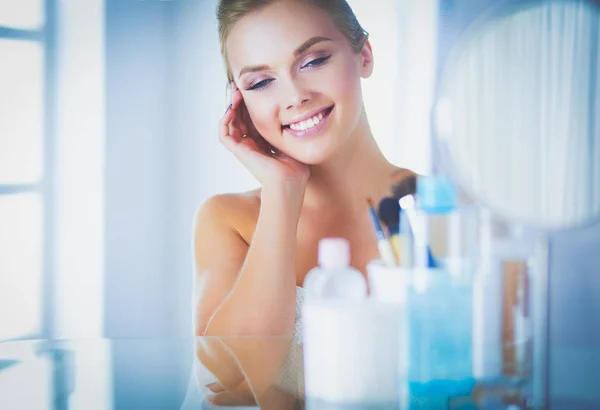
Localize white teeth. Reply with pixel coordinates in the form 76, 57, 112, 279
288, 110, 327, 132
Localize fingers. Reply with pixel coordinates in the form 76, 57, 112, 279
218, 104, 236, 144
205, 390, 257, 407
222, 134, 263, 163
206, 381, 226, 393
231, 86, 243, 107
229, 91, 245, 140
219, 84, 275, 162
220, 86, 244, 139
236, 100, 250, 137
219, 88, 249, 150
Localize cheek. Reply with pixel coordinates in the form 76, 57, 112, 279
245, 97, 280, 137
327, 58, 363, 104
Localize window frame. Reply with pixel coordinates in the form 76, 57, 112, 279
0, 0, 58, 341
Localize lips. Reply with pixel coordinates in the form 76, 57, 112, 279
283, 105, 333, 128
282, 105, 334, 138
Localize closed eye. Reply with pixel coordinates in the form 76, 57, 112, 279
245, 55, 331, 91
246, 79, 274, 91
301, 55, 331, 69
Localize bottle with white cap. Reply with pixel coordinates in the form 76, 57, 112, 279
302, 238, 400, 406
303, 237, 367, 301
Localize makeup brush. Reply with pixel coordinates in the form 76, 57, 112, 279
398, 190, 439, 269
391, 174, 417, 201
366, 197, 397, 267
377, 197, 402, 265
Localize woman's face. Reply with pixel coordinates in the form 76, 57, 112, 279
225, 0, 373, 165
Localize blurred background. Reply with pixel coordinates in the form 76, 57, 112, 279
0, 0, 598, 408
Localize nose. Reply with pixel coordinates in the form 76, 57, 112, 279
282, 78, 311, 110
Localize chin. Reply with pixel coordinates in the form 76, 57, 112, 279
280, 142, 340, 166
265, 120, 350, 165
290, 155, 329, 166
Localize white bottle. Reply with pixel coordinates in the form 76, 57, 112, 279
303, 237, 367, 300
302, 238, 399, 404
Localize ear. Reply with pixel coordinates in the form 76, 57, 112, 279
360, 40, 374, 78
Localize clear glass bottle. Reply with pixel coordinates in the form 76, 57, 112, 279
471, 209, 536, 408
406, 176, 478, 405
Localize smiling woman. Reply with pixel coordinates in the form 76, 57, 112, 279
194, 0, 417, 334
221, 1, 372, 166
192, 1, 416, 399
194, 0, 413, 335
190, 0, 418, 405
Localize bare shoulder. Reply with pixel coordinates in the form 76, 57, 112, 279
193, 188, 262, 244
192, 189, 262, 335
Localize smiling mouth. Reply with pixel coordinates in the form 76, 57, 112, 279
282, 105, 334, 132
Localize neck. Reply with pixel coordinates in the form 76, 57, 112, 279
304, 109, 395, 211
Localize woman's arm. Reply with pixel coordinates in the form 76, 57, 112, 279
192, 82, 309, 403
192, 188, 305, 402
195, 83, 308, 337
193, 186, 301, 336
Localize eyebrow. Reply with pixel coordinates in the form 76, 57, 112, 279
237, 36, 333, 78
294, 36, 332, 56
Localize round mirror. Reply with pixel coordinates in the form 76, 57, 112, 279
434, 0, 600, 230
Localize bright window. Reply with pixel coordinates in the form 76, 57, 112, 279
0, 194, 43, 340
0, 0, 49, 341
0, 40, 44, 184
0, 0, 44, 29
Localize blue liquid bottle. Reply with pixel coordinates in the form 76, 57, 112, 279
406, 176, 477, 408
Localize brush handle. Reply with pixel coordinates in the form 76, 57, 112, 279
391, 234, 413, 268
389, 235, 401, 265
368, 206, 386, 240
377, 239, 398, 267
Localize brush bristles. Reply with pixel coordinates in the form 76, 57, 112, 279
391, 174, 417, 200
378, 197, 400, 227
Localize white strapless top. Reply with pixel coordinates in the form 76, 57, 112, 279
293, 286, 306, 342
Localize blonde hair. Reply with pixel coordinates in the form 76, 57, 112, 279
217, 0, 369, 83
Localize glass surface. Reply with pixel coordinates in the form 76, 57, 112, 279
0, 0, 44, 29
0, 39, 44, 184
0, 345, 52, 410
0, 193, 43, 341
0, 337, 596, 410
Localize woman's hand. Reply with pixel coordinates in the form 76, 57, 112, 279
197, 337, 301, 409
219, 84, 310, 196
